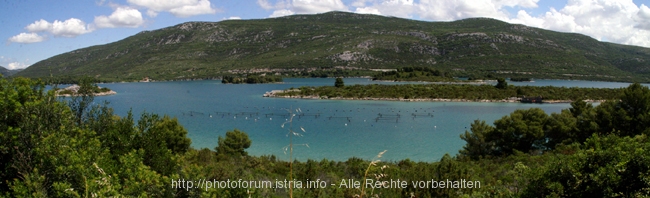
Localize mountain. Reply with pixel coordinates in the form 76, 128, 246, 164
0, 67, 22, 77
15, 11, 650, 82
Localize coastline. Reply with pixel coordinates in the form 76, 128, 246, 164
263, 90, 605, 103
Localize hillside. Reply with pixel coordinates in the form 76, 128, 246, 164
15, 11, 650, 82
0, 67, 22, 77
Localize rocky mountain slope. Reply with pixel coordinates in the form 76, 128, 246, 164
15, 11, 650, 82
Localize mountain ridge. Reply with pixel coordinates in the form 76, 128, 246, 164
15, 11, 650, 82
0, 67, 22, 77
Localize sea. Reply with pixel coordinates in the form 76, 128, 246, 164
86, 78, 647, 162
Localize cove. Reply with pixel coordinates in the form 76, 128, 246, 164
91, 78, 646, 162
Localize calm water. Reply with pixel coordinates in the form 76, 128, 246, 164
89, 78, 646, 162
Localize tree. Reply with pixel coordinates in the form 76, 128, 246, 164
335, 77, 345, 88
544, 109, 577, 148
137, 113, 191, 175
216, 129, 252, 156
459, 120, 495, 159
495, 78, 508, 89
490, 108, 548, 155
68, 76, 96, 126
616, 83, 650, 136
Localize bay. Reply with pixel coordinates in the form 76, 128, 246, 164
91, 78, 645, 162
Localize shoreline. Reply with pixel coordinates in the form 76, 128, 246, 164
263, 90, 605, 103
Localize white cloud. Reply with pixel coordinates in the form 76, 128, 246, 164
262, 0, 348, 17
8, 32, 46, 43
50, 18, 93, 37
291, 0, 348, 14
508, 0, 650, 47
227, 16, 242, 20
417, 0, 511, 21
7, 62, 30, 70
492, 0, 538, 8
146, 9, 158, 17
21, 18, 93, 38
127, 0, 218, 17
355, 7, 381, 15
270, 9, 295, 17
635, 4, 650, 30
25, 19, 53, 32
351, 0, 368, 7
94, 7, 144, 28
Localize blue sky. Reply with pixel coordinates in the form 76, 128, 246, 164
1, 0, 649, 70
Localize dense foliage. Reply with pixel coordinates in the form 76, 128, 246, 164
2, 77, 649, 197
372, 66, 454, 82
0, 77, 190, 197
334, 77, 345, 88
221, 75, 283, 84
510, 77, 532, 82
278, 83, 623, 101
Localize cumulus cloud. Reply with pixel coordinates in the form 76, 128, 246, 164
260, 0, 348, 17
508, 0, 650, 47
355, 7, 381, 15
417, 0, 511, 21
492, 0, 538, 8
7, 62, 30, 70
127, 0, 218, 17
270, 9, 295, 17
25, 19, 53, 32
94, 7, 144, 28
227, 16, 242, 20
635, 4, 650, 30
292, 0, 348, 14
258, 0, 289, 10
21, 18, 93, 38
8, 32, 46, 43
50, 18, 93, 37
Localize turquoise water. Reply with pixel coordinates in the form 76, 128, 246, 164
92, 78, 644, 162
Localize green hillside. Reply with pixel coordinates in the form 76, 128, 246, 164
0, 67, 21, 77
0, 67, 7, 77
15, 11, 650, 82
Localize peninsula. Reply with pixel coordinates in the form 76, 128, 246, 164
265, 83, 620, 103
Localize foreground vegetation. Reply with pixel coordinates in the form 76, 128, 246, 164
1, 77, 649, 197
276, 81, 623, 101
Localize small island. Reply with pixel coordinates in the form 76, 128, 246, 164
55, 84, 116, 97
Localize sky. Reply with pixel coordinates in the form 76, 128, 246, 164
1, 0, 649, 70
